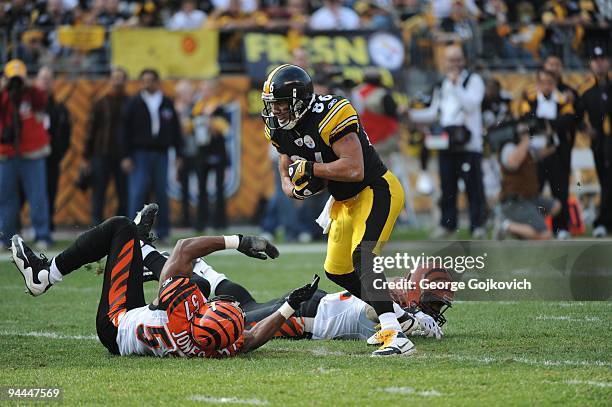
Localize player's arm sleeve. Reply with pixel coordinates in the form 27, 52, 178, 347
319, 99, 360, 146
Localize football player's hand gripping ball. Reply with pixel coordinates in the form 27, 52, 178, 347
288, 160, 314, 186
237, 235, 280, 260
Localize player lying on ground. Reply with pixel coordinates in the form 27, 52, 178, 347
9, 205, 320, 358
141, 240, 448, 341
130, 207, 446, 341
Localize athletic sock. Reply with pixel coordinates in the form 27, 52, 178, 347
49, 258, 63, 284
392, 302, 405, 318
378, 312, 402, 332
141, 242, 156, 259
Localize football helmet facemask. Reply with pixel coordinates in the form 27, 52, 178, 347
262, 64, 315, 130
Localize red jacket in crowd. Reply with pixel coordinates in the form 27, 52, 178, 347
0, 86, 50, 159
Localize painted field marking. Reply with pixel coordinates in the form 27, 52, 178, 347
381, 387, 442, 397
188, 395, 269, 405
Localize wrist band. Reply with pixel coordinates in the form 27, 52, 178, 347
223, 235, 240, 250
278, 302, 295, 319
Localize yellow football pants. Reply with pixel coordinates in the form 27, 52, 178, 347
324, 171, 405, 275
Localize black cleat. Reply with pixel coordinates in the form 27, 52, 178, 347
10, 235, 52, 296
134, 203, 159, 245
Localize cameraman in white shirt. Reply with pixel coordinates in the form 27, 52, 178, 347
410, 45, 487, 239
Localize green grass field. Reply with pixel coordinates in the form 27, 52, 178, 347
1, 250, 611, 406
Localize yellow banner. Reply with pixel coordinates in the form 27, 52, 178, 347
111, 28, 219, 79
58, 25, 105, 51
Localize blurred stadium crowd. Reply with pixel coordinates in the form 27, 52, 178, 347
0, 0, 611, 249
1, 0, 611, 71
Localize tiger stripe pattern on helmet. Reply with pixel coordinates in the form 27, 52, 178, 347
191, 300, 245, 351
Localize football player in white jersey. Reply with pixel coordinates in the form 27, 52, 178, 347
10, 204, 320, 358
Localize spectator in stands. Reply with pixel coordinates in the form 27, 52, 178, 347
209, 0, 268, 28
167, 0, 207, 30
212, 0, 259, 13
354, 1, 395, 29
15, 30, 51, 71
126, 1, 163, 27
83, 67, 129, 225
541, 0, 597, 67
265, 0, 308, 30
309, 0, 361, 30
34, 0, 75, 28
506, 2, 545, 62
438, 0, 477, 38
174, 80, 197, 227
409, 45, 487, 239
431, 0, 480, 21
578, 46, 612, 237
191, 79, 230, 231
3, 0, 33, 36
96, 0, 131, 28
120, 68, 183, 242
35, 66, 71, 232
0, 60, 51, 249
494, 121, 561, 240
519, 68, 576, 239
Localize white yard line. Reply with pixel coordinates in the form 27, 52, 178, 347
535, 315, 601, 322
381, 387, 442, 397
188, 395, 269, 405
0, 330, 97, 341
564, 380, 612, 388
422, 353, 612, 368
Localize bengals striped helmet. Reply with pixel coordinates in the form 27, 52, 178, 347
409, 267, 454, 326
388, 267, 454, 326
191, 298, 245, 351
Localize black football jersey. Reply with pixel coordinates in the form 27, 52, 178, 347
265, 94, 387, 201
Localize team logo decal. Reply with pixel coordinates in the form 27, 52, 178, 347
294, 138, 304, 147
304, 135, 315, 149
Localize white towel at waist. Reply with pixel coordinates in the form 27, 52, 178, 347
316, 196, 335, 234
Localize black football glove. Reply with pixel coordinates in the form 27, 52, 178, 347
288, 160, 314, 186
237, 235, 279, 260
286, 274, 320, 309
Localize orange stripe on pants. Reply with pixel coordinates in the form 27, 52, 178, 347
108, 239, 134, 327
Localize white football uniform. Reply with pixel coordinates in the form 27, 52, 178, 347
311, 292, 377, 340
116, 305, 176, 357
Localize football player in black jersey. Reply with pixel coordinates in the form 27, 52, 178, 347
261, 64, 440, 356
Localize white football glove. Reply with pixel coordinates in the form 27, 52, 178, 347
413, 311, 443, 340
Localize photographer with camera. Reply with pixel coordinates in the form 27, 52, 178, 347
494, 121, 561, 240
519, 68, 576, 239
410, 45, 486, 239
0, 59, 51, 249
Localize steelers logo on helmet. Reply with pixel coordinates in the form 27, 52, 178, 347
261, 64, 315, 130
190, 299, 245, 351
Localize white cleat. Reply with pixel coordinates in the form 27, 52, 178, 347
371, 330, 416, 357
10, 235, 52, 296
367, 312, 419, 345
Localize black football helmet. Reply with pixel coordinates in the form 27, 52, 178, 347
262, 64, 315, 130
